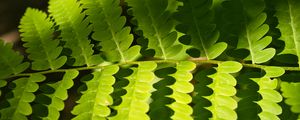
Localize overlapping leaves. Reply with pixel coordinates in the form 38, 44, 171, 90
2, 0, 300, 120
223, 0, 275, 64
275, 0, 300, 66
72, 66, 118, 120
193, 61, 242, 120
127, 0, 188, 60
175, 0, 227, 59
0, 74, 45, 120
49, 0, 102, 66
254, 67, 284, 120
81, 0, 140, 63
111, 62, 157, 120
281, 82, 300, 119
168, 61, 196, 120
33, 70, 78, 120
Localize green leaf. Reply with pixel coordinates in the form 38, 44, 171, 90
32, 70, 78, 120
205, 61, 241, 120
1, 0, 299, 119
240, 14, 275, 63
217, 61, 243, 73
168, 61, 195, 120
72, 66, 119, 120
168, 102, 193, 120
275, 0, 300, 66
207, 42, 228, 59
81, 0, 141, 63
111, 62, 156, 120
213, 106, 237, 120
263, 66, 285, 77
259, 89, 282, 103
257, 100, 282, 115
213, 95, 237, 109
259, 112, 280, 120
49, 0, 101, 66
19, 8, 67, 70
127, 0, 188, 60
175, 0, 227, 59
281, 82, 300, 113
253, 77, 282, 120
0, 40, 29, 79
255, 77, 278, 89
224, 0, 275, 64
0, 74, 45, 120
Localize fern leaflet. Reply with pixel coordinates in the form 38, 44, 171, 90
48, 0, 102, 66
81, 0, 140, 63
168, 61, 196, 120
175, 0, 227, 59
127, 0, 187, 60
281, 82, 300, 119
19, 8, 67, 70
0, 74, 45, 120
275, 0, 300, 66
206, 61, 242, 119
0, 40, 29, 79
31, 70, 78, 120
253, 67, 284, 120
111, 62, 157, 120
223, 0, 275, 64
72, 66, 119, 120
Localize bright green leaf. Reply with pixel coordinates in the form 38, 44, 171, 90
263, 66, 285, 77
19, 8, 67, 70
217, 61, 243, 73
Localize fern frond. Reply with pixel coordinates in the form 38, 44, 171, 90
175, 0, 227, 59
72, 65, 119, 120
126, 0, 187, 60
168, 61, 196, 120
111, 62, 157, 120
206, 61, 242, 119
32, 70, 78, 120
19, 8, 67, 70
48, 0, 102, 66
81, 0, 140, 63
0, 74, 45, 120
252, 67, 284, 120
281, 82, 300, 117
224, 0, 275, 64
0, 40, 29, 79
275, 0, 300, 66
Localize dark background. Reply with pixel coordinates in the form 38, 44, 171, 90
0, 0, 48, 42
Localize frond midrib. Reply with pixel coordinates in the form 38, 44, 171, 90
287, 0, 300, 66
144, 0, 168, 60
190, 3, 210, 59
96, 0, 127, 62
50, 0, 91, 66
12, 78, 31, 119
31, 16, 55, 69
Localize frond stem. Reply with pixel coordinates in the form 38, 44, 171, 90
5, 59, 300, 79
